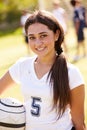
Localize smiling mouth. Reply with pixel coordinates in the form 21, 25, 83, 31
36, 47, 46, 51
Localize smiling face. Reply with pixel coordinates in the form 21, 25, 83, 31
27, 23, 59, 59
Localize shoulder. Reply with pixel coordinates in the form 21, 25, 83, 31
59, 7, 65, 11
10, 56, 37, 71
58, 7, 65, 13
16, 56, 37, 69
67, 63, 82, 76
9, 56, 37, 83
81, 6, 86, 13
67, 63, 78, 71
67, 63, 84, 90
15, 56, 36, 65
81, 6, 86, 10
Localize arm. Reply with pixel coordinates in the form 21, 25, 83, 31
70, 84, 86, 130
0, 71, 16, 95
74, 20, 80, 34
85, 9, 87, 26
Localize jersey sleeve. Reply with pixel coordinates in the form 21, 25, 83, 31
68, 64, 85, 90
9, 58, 24, 84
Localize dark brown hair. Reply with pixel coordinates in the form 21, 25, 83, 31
25, 10, 70, 117
70, 0, 76, 7
70, 0, 80, 7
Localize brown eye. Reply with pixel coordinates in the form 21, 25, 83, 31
28, 36, 35, 40
40, 34, 47, 39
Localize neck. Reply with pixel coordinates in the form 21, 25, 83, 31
35, 54, 56, 66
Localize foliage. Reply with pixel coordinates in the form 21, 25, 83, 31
0, 0, 38, 24
0, 0, 38, 35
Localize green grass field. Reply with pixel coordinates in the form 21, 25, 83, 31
0, 27, 87, 124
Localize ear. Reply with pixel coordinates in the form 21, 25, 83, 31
55, 30, 60, 41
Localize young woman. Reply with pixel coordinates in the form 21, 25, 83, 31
0, 10, 86, 130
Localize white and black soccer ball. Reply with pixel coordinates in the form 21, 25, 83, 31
0, 97, 26, 130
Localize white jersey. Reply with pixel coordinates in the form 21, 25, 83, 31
9, 56, 84, 130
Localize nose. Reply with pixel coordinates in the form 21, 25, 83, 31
35, 38, 43, 46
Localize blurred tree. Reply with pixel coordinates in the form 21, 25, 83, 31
0, 0, 38, 30
0, 0, 38, 24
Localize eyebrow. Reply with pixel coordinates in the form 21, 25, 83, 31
28, 32, 47, 36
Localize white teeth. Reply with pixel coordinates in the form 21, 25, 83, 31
37, 48, 45, 51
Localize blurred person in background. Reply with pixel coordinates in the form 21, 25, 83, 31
70, 0, 87, 62
52, 0, 68, 55
20, 9, 30, 44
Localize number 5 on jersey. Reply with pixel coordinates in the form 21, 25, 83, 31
31, 97, 42, 117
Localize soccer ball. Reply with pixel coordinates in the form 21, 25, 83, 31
0, 97, 26, 130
